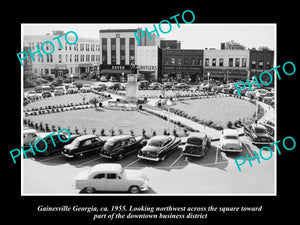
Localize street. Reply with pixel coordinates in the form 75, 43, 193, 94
22, 135, 275, 195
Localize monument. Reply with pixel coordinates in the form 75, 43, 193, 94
126, 73, 138, 102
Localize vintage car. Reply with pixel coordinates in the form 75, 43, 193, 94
73, 163, 149, 193
183, 132, 211, 157
66, 85, 79, 94
219, 129, 243, 152
80, 84, 92, 93
262, 92, 275, 104
259, 120, 275, 137
244, 123, 274, 145
254, 89, 269, 101
62, 134, 107, 158
137, 135, 181, 161
54, 86, 66, 96
100, 135, 146, 160
23, 129, 39, 148
233, 87, 250, 96
34, 132, 79, 156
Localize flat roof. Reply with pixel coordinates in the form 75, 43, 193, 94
100, 29, 140, 33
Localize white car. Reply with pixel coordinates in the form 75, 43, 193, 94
219, 129, 242, 152
73, 164, 149, 193
80, 84, 92, 93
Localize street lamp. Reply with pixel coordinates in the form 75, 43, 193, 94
166, 99, 173, 134
207, 72, 210, 86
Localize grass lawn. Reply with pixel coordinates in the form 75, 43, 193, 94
24, 93, 99, 110
171, 97, 256, 127
26, 108, 184, 137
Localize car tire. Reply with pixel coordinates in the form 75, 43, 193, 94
84, 187, 96, 193
116, 153, 125, 160
129, 185, 140, 194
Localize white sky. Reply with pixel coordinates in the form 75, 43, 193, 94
22, 23, 276, 50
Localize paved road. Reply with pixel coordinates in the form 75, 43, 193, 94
22, 136, 275, 195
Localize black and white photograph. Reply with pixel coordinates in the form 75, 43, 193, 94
5, 5, 298, 224
20, 23, 276, 195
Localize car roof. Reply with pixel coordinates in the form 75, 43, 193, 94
90, 163, 122, 174
187, 132, 206, 139
106, 135, 133, 143
223, 129, 238, 135
149, 135, 173, 142
23, 129, 38, 134
74, 134, 98, 142
251, 123, 266, 129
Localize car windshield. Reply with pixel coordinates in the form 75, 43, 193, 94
187, 137, 202, 145
103, 141, 118, 151
255, 127, 267, 133
148, 139, 163, 147
72, 139, 81, 147
223, 135, 239, 139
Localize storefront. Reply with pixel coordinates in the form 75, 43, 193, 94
162, 65, 203, 83
100, 65, 133, 81
203, 68, 248, 82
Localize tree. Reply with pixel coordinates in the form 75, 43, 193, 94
225, 40, 246, 50
257, 46, 271, 51
89, 97, 100, 110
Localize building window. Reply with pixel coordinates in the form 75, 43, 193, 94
86, 55, 90, 62
229, 58, 233, 67
242, 58, 247, 67
164, 57, 169, 65
111, 38, 116, 65
235, 58, 240, 67
102, 38, 107, 65
212, 58, 216, 66
91, 44, 95, 51
66, 54, 68, 62
86, 44, 90, 51
80, 43, 84, 51
70, 54, 72, 62
120, 38, 125, 65
171, 57, 175, 65
129, 38, 135, 64
59, 54, 62, 63
219, 58, 224, 67
266, 60, 271, 69
177, 58, 182, 65
258, 60, 264, 69
65, 42, 67, 50
251, 60, 256, 69
205, 58, 209, 66
184, 58, 189, 65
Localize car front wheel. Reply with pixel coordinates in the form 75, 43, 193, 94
84, 187, 96, 193
129, 186, 140, 194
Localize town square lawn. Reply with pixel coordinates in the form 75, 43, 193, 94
170, 97, 256, 127
26, 108, 183, 137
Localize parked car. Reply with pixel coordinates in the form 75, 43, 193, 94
183, 132, 211, 157
62, 134, 107, 158
138, 80, 149, 90
109, 76, 118, 82
23, 129, 39, 148
34, 132, 79, 156
149, 82, 162, 90
222, 85, 236, 94
80, 84, 92, 93
54, 86, 66, 96
26, 91, 39, 98
254, 89, 269, 101
42, 91, 52, 98
100, 135, 146, 160
66, 85, 78, 94
73, 163, 149, 193
262, 92, 275, 104
100, 76, 108, 82
137, 135, 181, 161
219, 129, 242, 152
163, 82, 176, 89
244, 123, 274, 145
259, 120, 275, 137
174, 83, 189, 90
233, 87, 250, 96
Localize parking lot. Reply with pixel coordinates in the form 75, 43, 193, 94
22, 135, 275, 195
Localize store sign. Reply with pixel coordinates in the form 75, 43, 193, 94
101, 65, 131, 70
137, 65, 158, 71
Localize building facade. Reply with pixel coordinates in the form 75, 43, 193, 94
136, 46, 162, 81
161, 49, 203, 82
249, 49, 274, 83
203, 49, 250, 82
160, 40, 181, 49
23, 31, 101, 77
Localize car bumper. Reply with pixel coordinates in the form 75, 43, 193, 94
182, 152, 204, 157
61, 151, 75, 158
137, 154, 160, 161
100, 153, 113, 159
220, 147, 242, 152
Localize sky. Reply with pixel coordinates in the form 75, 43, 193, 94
22, 23, 276, 50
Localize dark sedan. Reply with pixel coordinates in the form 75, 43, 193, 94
137, 135, 181, 161
100, 135, 146, 160
62, 134, 107, 158
244, 123, 274, 145
35, 133, 79, 156
183, 132, 211, 157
